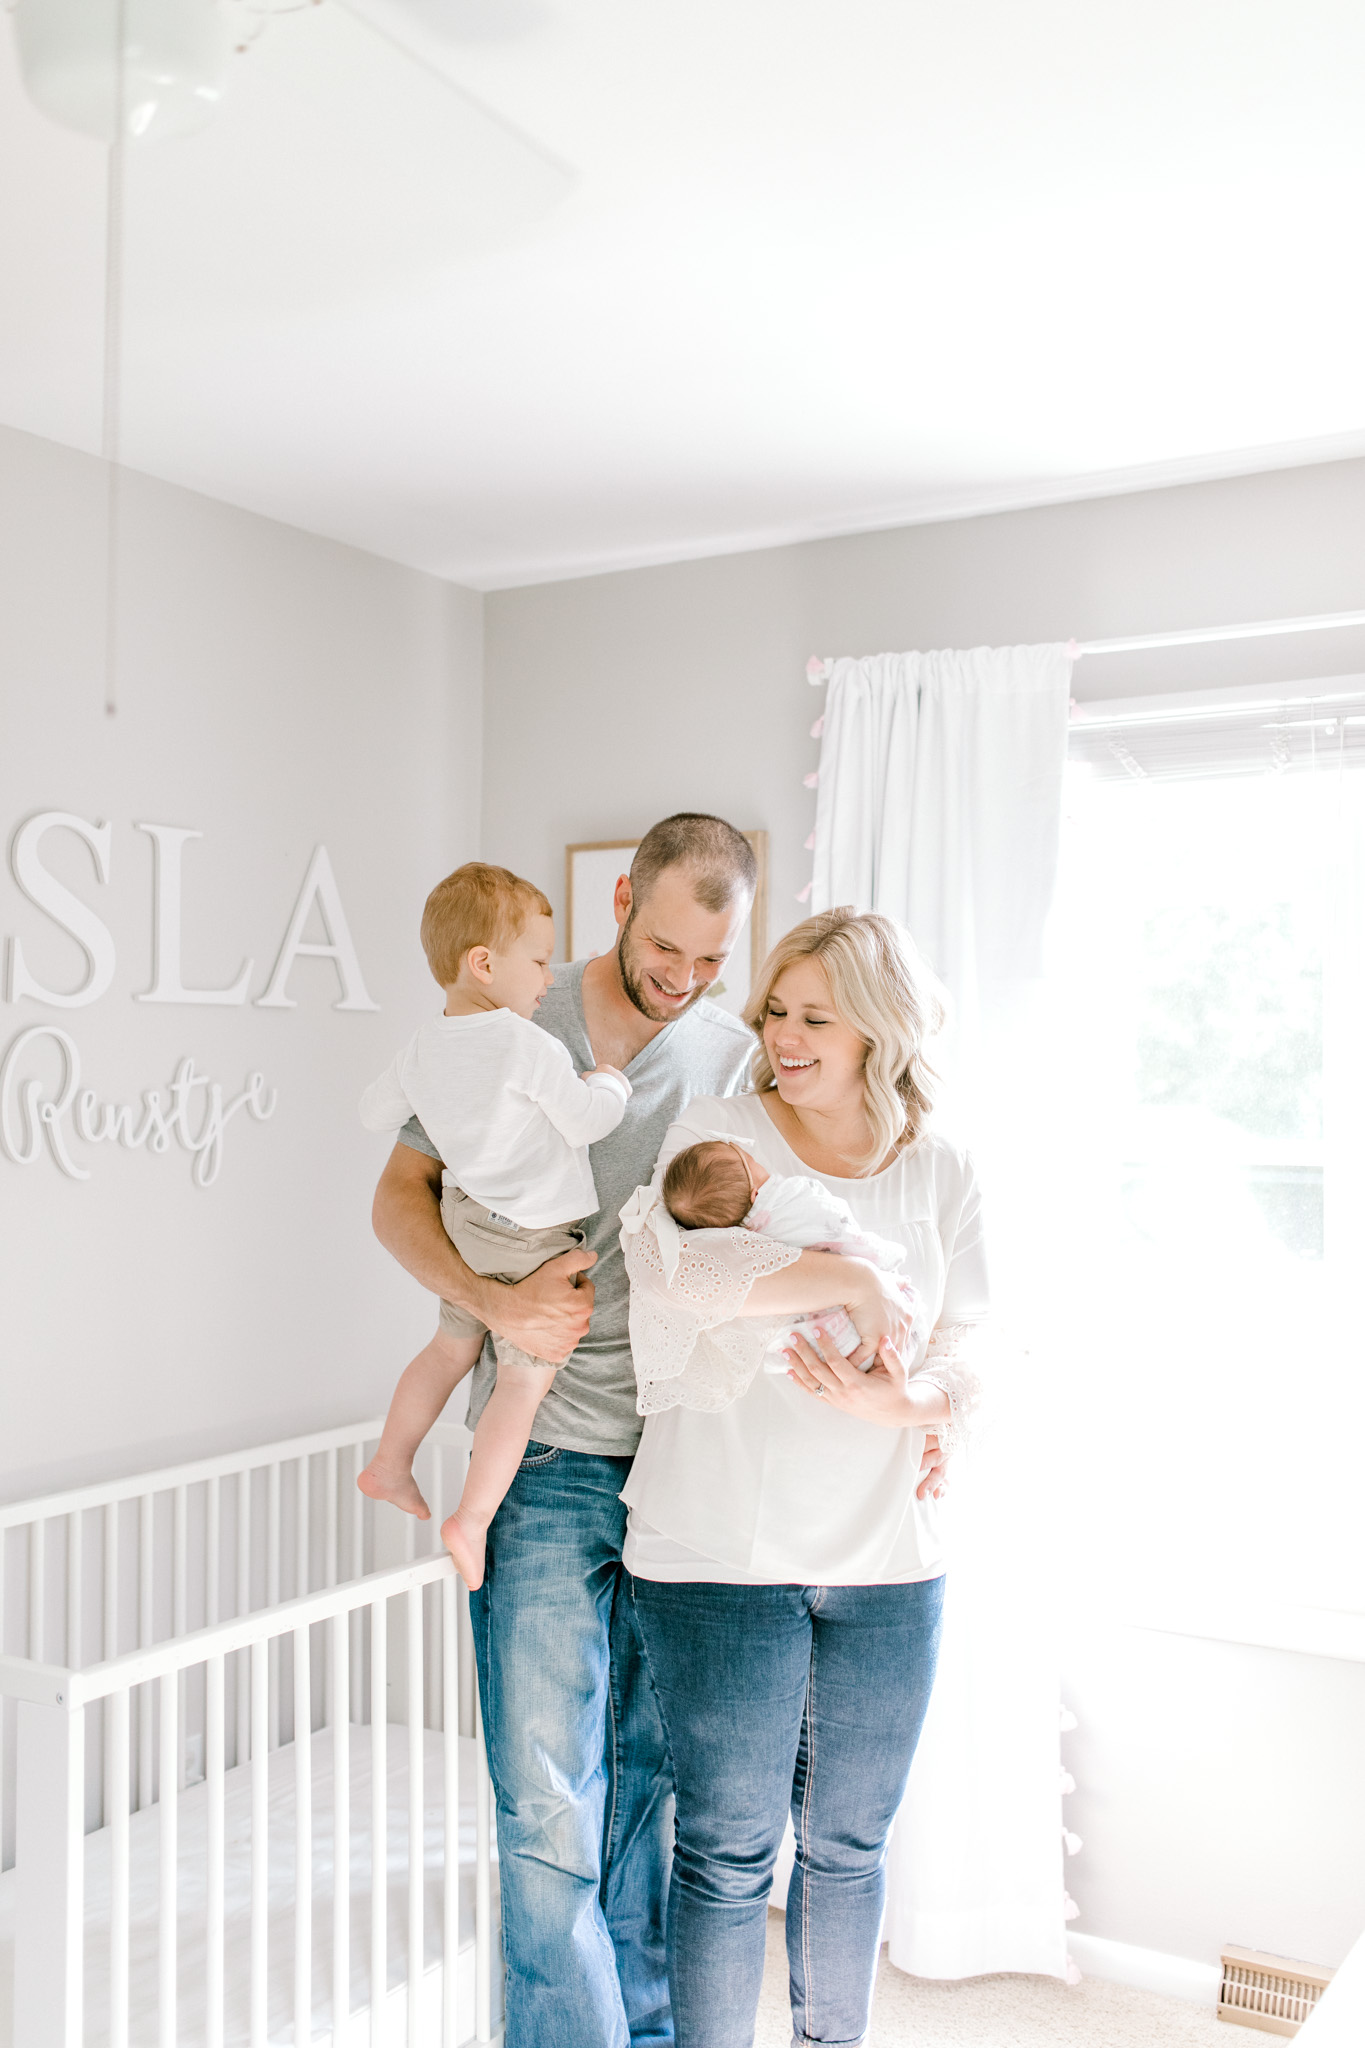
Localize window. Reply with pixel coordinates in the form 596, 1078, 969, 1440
1035, 680, 1365, 1653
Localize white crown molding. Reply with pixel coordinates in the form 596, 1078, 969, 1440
465, 430, 1365, 594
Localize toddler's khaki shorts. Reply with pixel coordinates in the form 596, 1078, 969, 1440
437, 1185, 586, 1366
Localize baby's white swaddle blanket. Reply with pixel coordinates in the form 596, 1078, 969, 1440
618, 1162, 921, 1392
744, 1172, 915, 1371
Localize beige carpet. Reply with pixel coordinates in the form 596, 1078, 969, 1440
756, 1912, 1225, 2046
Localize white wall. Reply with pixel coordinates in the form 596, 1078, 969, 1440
481, 454, 1365, 1974
0, 424, 483, 1500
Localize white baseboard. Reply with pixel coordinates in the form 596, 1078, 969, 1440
1068, 1932, 1222, 2006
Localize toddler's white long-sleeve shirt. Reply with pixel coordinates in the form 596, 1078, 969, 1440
360, 1007, 630, 1228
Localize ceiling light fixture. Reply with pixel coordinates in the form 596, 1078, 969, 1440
13, 0, 232, 142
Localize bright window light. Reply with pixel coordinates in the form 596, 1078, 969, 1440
1026, 699, 1365, 1634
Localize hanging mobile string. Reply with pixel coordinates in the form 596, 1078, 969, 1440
102, 0, 128, 718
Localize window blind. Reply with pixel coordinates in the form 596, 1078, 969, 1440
1068, 688, 1365, 783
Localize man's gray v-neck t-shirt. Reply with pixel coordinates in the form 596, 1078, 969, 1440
397, 960, 755, 1456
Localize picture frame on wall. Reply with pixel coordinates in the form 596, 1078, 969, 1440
565, 831, 770, 1017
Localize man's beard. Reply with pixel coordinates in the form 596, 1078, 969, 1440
617, 913, 710, 1025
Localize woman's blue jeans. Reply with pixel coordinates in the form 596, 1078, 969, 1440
628, 1574, 945, 2048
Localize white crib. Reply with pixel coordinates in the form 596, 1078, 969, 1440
0, 1418, 502, 2047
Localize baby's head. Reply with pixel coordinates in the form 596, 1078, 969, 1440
421, 862, 555, 1018
663, 1140, 760, 1230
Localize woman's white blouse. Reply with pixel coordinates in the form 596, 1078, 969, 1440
620, 1093, 988, 1587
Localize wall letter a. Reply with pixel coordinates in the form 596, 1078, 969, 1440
255, 845, 378, 1012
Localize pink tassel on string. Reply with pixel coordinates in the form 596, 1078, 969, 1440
795, 882, 812, 903
1059, 1769, 1076, 1796
1063, 1829, 1083, 1856
810, 714, 825, 738
803, 771, 819, 789
806, 657, 829, 685
1064, 1894, 1081, 1923
1065, 1958, 1084, 1987
1060, 1706, 1078, 1733
804, 831, 816, 851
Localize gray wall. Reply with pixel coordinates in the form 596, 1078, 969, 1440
481, 453, 1365, 1974
0, 424, 483, 1499
483, 455, 1365, 950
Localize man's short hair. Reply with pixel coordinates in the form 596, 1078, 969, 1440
629, 813, 757, 915
420, 862, 551, 985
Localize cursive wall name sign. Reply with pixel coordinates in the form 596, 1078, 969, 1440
0, 1028, 277, 1186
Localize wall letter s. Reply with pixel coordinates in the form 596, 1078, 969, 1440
7, 812, 116, 1008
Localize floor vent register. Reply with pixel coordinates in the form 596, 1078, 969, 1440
1219, 1947, 1335, 2036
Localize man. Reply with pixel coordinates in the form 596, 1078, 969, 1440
372, 814, 759, 2048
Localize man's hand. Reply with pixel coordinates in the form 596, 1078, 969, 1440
373, 1142, 597, 1367
481, 1248, 596, 1365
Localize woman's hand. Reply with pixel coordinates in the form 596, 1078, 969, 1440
916, 1431, 949, 1501
785, 1332, 950, 1434
842, 1266, 919, 1369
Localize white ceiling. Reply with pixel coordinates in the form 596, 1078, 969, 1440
2, 0, 1364, 589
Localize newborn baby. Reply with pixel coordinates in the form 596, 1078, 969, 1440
661, 1137, 916, 1373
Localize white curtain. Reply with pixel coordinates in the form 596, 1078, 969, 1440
811, 642, 1075, 1980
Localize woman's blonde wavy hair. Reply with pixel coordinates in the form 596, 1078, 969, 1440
744, 907, 948, 1171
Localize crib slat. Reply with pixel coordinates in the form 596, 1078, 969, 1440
237, 1469, 251, 1767
13, 1698, 85, 2048
66, 1508, 82, 1668
207, 1476, 222, 1628
139, 1494, 154, 1646
29, 1516, 45, 1663
173, 1486, 188, 1792
110, 1686, 130, 2048
159, 1668, 178, 2048
442, 1573, 459, 2048
0, 1530, 6, 1872
139, 1496, 154, 1809
350, 1449, 365, 1720
105, 1499, 119, 1656
295, 1623, 313, 2044
331, 1610, 351, 2042
297, 1454, 311, 1599
268, 1465, 282, 1751
206, 1655, 225, 2048
407, 1585, 424, 2045
476, 1688, 492, 2043
371, 1593, 388, 2046
0, 1529, 6, 1864
325, 1450, 338, 1590
351, 1443, 365, 1582
104, 1502, 120, 1827
173, 1486, 188, 1636
251, 1639, 269, 2048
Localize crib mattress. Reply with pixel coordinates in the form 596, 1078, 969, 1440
0, 1724, 500, 2047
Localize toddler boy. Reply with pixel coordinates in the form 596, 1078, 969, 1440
358, 862, 629, 1587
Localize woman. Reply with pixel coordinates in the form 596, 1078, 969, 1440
620, 907, 986, 2048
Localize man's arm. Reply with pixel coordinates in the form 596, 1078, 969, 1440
372, 1142, 596, 1365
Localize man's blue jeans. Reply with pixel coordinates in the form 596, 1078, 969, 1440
468, 1443, 673, 2048
628, 1575, 945, 2048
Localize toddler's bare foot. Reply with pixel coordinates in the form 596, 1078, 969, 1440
357, 1461, 430, 1519
441, 1509, 488, 1590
